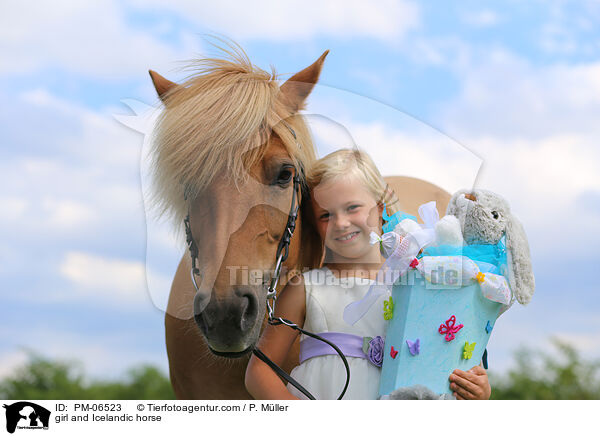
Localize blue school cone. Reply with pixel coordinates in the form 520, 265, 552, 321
378, 257, 503, 396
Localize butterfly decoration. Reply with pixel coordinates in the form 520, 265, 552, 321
485, 320, 493, 334
438, 315, 464, 342
390, 346, 398, 359
383, 296, 394, 320
406, 338, 420, 356
463, 341, 476, 359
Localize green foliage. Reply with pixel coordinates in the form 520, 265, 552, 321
4, 340, 599, 400
0, 353, 175, 400
489, 338, 600, 400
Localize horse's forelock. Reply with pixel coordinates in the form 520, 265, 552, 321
150, 51, 316, 230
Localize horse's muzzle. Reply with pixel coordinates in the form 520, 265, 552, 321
193, 287, 261, 354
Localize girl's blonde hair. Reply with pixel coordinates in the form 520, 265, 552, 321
306, 148, 399, 264
307, 148, 399, 215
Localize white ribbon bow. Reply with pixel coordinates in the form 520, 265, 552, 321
369, 231, 403, 259
461, 257, 512, 305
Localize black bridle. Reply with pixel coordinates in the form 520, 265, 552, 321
254, 169, 350, 400
184, 125, 350, 400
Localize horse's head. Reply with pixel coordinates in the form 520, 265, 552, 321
149, 47, 326, 357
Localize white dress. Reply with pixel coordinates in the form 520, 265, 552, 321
287, 267, 389, 400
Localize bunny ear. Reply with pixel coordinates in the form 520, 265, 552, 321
505, 215, 535, 305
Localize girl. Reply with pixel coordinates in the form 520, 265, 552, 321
245, 148, 490, 400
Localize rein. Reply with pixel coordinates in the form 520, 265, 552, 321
183, 125, 350, 400
257, 170, 350, 400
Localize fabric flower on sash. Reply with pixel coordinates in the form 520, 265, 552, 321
362, 336, 385, 367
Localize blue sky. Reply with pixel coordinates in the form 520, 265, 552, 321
1, 0, 600, 381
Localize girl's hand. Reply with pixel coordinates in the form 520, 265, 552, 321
448, 365, 491, 400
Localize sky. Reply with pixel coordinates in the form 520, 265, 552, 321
1, 0, 600, 383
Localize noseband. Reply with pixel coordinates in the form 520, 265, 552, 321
183, 125, 350, 400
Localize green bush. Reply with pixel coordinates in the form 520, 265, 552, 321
0, 353, 175, 400
489, 339, 600, 400
3, 340, 599, 400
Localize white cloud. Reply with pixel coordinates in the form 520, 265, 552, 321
0, 89, 147, 244
0, 0, 420, 79
0, 155, 142, 240
0, 0, 197, 78
309, 118, 481, 193
304, 88, 482, 195
128, 0, 420, 42
538, 1, 600, 56
44, 198, 95, 230
0, 327, 168, 379
554, 331, 600, 356
471, 135, 600, 207
462, 10, 500, 28
59, 251, 150, 303
351, 123, 481, 193
438, 51, 600, 139
436, 133, 600, 261
0, 349, 29, 379
432, 51, 600, 259
0, 89, 166, 308
20, 89, 142, 167
0, 196, 28, 222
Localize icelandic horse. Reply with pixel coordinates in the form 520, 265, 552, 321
148, 47, 450, 399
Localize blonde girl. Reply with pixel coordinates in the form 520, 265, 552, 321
245, 148, 490, 400
245, 148, 396, 399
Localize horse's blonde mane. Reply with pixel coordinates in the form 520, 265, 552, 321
150, 44, 316, 227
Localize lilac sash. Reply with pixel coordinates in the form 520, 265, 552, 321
299, 332, 367, 364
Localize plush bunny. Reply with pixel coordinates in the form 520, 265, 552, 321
446, 189, 535, 305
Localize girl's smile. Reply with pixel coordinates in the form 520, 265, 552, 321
335, 230, 360, 242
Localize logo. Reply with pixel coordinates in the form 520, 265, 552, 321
3, 402, 50, 434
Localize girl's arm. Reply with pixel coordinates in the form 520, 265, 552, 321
245, 275, 307, 400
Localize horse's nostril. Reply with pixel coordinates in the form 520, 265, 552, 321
193, 292, 212, 334
193, 292, 210, 316
194, 313, 208, 336
237, 291, 258, 331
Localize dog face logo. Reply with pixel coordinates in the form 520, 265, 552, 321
3, 402, 50, 434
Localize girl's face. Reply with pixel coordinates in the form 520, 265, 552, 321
311, 175, 383, 263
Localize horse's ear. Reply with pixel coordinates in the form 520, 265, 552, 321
149, 70, 177, 102
279, 50, 329, 112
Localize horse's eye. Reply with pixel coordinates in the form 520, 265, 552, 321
492, 211, 499, 219
276, 167, 293, 186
